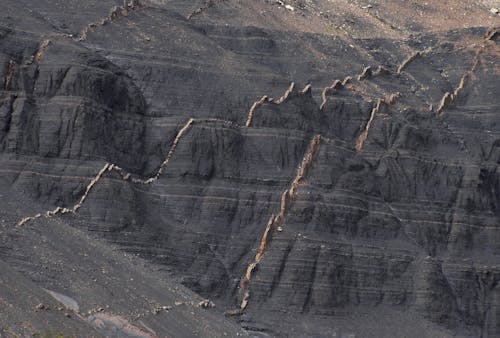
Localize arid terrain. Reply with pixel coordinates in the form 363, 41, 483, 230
0, 1, 499, 337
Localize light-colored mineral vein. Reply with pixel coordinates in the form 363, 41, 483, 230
34, 39, 51, 63
319, 76, 351, 110
395, 27, 498, 115
78, 0, 144, 41
16, 31, 489, 226
246, 60, 406, 128
275, 82, 296, 104
357, 66, 372, 80
355, 92, 400, 152
18, 163, 111, 226
319, 64, 395, 111
17, 118, 196, 226
245, 95, 269, 127
244, 82, 311, 127
397, 47, 432, 74
232, 134, 322, 313
436, 44, 487, 115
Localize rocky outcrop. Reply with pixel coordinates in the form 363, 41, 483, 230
237, 134, 322, 311
78, 0, 145, 41
436, 29, 498, 115
0, 1, 499, 337
355, 93, 399, 151
187, 0, 227, 20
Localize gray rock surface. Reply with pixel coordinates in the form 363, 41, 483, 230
0, 0, 499, 337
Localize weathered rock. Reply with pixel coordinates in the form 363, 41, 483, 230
0, 1, 498, 337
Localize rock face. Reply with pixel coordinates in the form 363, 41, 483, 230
0, 1, 499, 337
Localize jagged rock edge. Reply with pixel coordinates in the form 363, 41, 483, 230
17, 117, 198, 226
245, 82, 311, 127
228, 134, 322, 315
355, 92, 400, 151
78, 0, 144, 41
319, 76, 351, 110
436, 31, 498, 115
15, 32, 492, 226
187, 0, 227, 20
397, 47, 432, 74
358, 65, 391, 81
34, 39, 51, 63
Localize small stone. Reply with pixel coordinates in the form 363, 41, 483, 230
284, 5, 294, 11
490, 8, 499, 14
64, 312, 71, 318
35, 303, 49, 311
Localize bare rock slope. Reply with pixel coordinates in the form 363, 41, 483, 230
0, 0, 499, 337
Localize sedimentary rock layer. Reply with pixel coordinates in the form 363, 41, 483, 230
0, 1, 498, 337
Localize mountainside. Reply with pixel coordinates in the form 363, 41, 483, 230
0, 1, 499, 337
